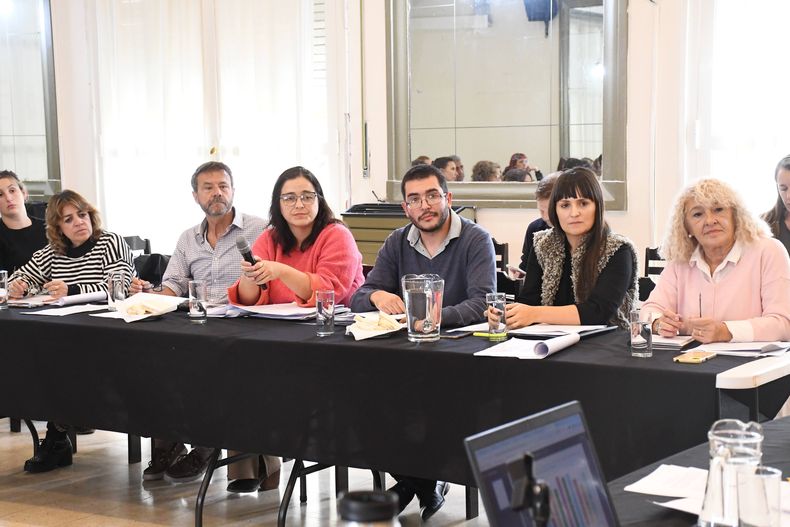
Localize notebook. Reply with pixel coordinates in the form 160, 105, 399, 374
464, 401, 619, 527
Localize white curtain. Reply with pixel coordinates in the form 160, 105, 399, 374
89, 0, 341, 253
684, 0, 790, 216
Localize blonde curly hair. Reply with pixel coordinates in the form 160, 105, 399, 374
660, 178, 769, 262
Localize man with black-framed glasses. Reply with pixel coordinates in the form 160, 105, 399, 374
351, 163, 496, 520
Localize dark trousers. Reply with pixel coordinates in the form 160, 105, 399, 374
393, 474, 437, 501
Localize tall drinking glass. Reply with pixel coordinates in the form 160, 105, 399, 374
188, 280, 207, 324
486, 292, 507, 341
316, 290, 335, 337
0, 270, 7, 310
106, 271, 126, 311
629, 309, 652, 358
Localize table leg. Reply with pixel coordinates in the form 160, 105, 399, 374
335, 466, 349, 496
127, 435, 141, 464
466, 486, 479, 519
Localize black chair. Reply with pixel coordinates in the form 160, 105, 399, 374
123, 235, 152, 256
492, 238, 508, 273
492, 239, 522, 296
25, 201, 48, 221
133, 253, 170, 285
639, 247, 665, 302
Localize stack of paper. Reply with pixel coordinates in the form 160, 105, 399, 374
227, 302, 349, 320
652, 335, 695, 350
9, 290, 107, 308
449, 322, 607, 337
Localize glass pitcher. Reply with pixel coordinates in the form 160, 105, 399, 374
401, 274, 444, 342
698, 419, 763, 527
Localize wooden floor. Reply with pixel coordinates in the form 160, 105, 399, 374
0, 420, 486, 526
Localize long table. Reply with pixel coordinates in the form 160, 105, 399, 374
1, 309, 788, 484
610, 417, 790, 525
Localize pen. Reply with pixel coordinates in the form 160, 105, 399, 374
699, 293, 702, 318
473, 332, 508, 338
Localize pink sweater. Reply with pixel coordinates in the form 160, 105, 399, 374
227, 223, 364, 307
642, 237, 790, 342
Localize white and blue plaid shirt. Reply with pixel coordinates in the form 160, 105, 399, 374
162, 208, 266, 304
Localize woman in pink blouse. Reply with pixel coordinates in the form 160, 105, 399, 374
229, 166, 364, 307
225, 166, 364, 493
643, 178, 790, 343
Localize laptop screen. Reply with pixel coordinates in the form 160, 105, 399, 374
465, 401, 619, 527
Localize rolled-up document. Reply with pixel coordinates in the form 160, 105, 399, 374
474, 332, 581, 359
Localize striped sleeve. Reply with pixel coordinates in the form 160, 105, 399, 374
9, 245, 54, 291
39, 232, 135, 295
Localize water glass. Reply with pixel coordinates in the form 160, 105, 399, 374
106, 271, 126, 311
486, 292, 507, 341
629, 309, 652, 358
402, 274, 444, 343
737, 466, 781, 527
188, 280, 207, 324
0, 270, 7, 310
316, 290, 335, 337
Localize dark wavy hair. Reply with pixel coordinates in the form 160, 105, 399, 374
46, 190, 104, 255
762, 155, 790, 237
548, 167, 609, 303
506, 153, 527, 173
400, 163, 448, 200
269, 166, 339, 254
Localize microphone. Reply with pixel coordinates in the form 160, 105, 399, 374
235, 235, 266, 290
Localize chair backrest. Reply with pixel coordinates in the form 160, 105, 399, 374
133, 253, 170, 284
492, 238, 508, 273
644, 247, 665, 277
124, 235, 152, 256
639, 247, 665, 302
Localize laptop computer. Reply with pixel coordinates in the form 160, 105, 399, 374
464, 401, 619, 527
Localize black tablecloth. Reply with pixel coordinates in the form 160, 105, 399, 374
1, 309, 788, 484
610, 417, 790, 526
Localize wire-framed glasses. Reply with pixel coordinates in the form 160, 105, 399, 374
405, 192, 446, 209
280, 191, 319, 207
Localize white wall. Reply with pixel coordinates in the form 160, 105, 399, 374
353, 0, 688, 266
50, 0, 689, 264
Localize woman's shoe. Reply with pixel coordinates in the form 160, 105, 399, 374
260, 469, 280, 491
24, 435, 73, 473
227, 478, 262, 493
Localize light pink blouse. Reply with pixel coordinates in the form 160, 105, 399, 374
642, 237, 790, 342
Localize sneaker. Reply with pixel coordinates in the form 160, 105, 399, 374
24, 435, 73, 473
143, 443, 187, 481
164, 449, 211, 483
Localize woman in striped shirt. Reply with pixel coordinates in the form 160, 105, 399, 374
8, 189, 134, 473
8, 190, 134, 300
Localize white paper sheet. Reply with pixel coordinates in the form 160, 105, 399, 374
697, 341, 790, 357
474, 333, 580, 359
626, 464, 790, 521
623, 464, 708, 498
19, 304, 109, 316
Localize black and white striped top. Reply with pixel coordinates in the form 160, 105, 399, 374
10, 231, 134, 295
